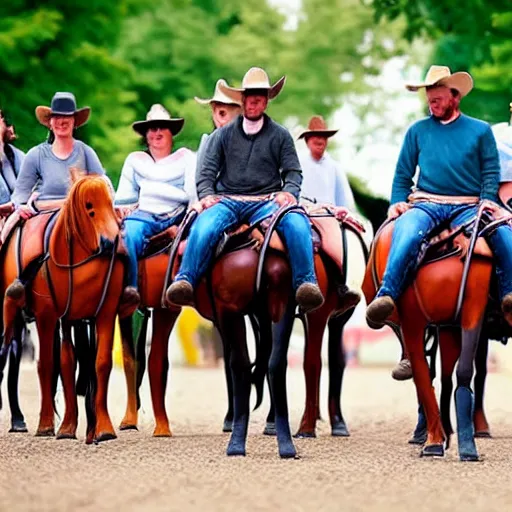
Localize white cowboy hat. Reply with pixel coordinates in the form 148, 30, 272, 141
36, 92, 90, 129
218, 67, 286, 104
194, 79, 242, 106
405, 65, 474, 97
132, 104, 184, 136
297, 115, 338, 140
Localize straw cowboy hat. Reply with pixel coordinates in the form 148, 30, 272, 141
298, 115, 338, 140
132, 104, 184, 136
219, 67, 286, 104
405, 65, 474, 97
194, 79, 242, 106
35, 92, 90, 129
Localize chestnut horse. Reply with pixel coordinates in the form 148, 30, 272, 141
121, 207, 298, 457
1, 176, 124, 443
363, 212, 496, 460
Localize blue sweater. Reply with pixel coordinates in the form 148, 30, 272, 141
391, 114, 500, 204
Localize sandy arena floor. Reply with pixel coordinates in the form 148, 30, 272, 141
1, 363, 512, 512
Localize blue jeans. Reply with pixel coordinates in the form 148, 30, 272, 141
175, 198, 317, 289
379, 202, 512, 301
123, 209, 185, 288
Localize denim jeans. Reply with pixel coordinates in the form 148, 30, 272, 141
378, 202, 512, 301
123, 209, 185, 288
174, 197, 317, 290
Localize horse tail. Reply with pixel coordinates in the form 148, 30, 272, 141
73, 321, 90, 397
52, 324, 61, 417
250, 312, 269, 411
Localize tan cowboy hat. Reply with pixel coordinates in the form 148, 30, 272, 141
132, 104, 184, 136
298, 115, 338, 140
194, 79, 242, 106
35, 92, 90, 129
218, 67, 286, 104
405, 65, 474, 97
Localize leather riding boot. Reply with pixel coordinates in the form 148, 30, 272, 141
166, 280, 195, 307
501, 292, 512, 326
295, 282, 324, 313
366, 295, 396, 326
331, 283, 361, 318
121, 286, 141, 307
391, 358, 412, 381
455, 386, 478, 461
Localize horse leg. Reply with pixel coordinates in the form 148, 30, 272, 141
148, 309, 178, 437
7, 314, 27, 433
401, 315, 445, 457
328, 312, 351, 437
296, 308, 329, 438
454, 323, 482, 461
34, 312, 59, 436
222, 328, 234, 433
220, 312, 251, 456
56, 322, 78, 439
473, 332, 491, 438
94, 315, 117, 442
118, 315, 139, 431
263, 377, 276, 436
268, 297, 297, 458
438, 328, 460, 450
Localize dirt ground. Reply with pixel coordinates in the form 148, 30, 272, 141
1, 363, 512, 512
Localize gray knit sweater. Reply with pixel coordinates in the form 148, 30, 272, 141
196, 115, 302, 200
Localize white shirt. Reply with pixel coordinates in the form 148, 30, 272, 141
492, 122, 512, 183
115, 148, 197, 214
298, 150, 355, 209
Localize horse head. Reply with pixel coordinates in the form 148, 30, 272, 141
51, 175, 119, 259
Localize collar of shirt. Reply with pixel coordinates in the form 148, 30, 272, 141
242, 116, 264, 135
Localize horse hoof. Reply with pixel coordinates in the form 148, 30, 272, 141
263, 422, 276, 436
119, 423, 138, 431
153, 427, 172, 437
475, 430, 492, 439
9, 420, 28, 433
331, 422, 350, 437
279, 442, 298, 459
421, 444, 445, 457
294, 431, 316, 439
223, 420, 233, 433
460, 453, 479, 462
227, 442, 246, 457
56, 431, 77, 440
35, 428, 55, 437
95, 432, 117, 443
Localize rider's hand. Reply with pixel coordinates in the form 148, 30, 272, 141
0, 202, 14, 217
480, 199, 508, 219
115, 206, 133, 220
333, 206, 349, 221
190, 195, 220, 214
273, 192, 297, 206
387, 201, 410, 219
17, 205, 35, 220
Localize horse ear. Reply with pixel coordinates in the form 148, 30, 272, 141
69, 166, 87, 184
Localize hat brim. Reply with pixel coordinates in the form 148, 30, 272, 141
298, 129, 338, 140
132, 118, 185, 136
218, 76, 286, 104
35, 106, 91, 129
405, 72, 474, 97
194, 96, 241, 107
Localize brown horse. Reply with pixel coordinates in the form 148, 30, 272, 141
1, 176, 124, 443
363, 215, 494, 460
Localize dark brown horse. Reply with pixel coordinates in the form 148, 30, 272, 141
363, 213, 495, 460
1, 176, 124, 443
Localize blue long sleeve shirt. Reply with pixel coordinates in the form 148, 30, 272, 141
391, 114, 500, 204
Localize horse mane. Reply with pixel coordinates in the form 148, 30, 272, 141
58, 175, 115, 255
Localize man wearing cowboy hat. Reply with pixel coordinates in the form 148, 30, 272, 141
195, 79, 242, 172
365, 65, 512, 378
298, 115, 362, 310
167, 67, 325, 312
115, 104, 196, 305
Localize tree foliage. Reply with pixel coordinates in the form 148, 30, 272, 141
1, 0, 403, 188
371, 0, 512, 123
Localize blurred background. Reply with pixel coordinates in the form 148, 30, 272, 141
3, 0, 512, 370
